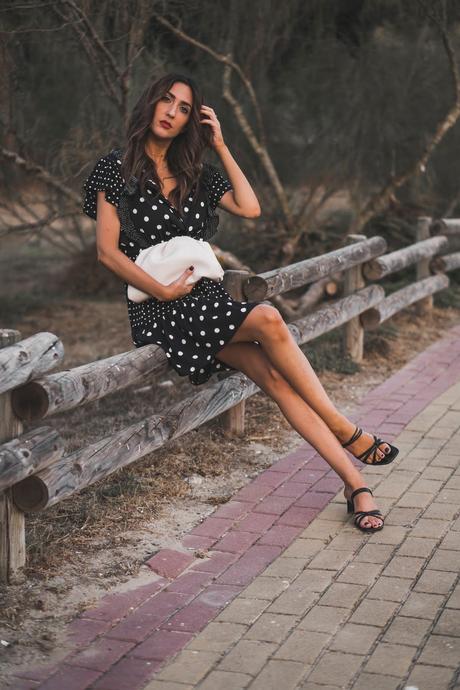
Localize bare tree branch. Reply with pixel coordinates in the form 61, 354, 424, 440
151, 10, 295, 232
0, 210, 79, 238
50, 2, 123, 112
1, 147, 80, 202
152, 10, 266, 143
349, 0, 460, 234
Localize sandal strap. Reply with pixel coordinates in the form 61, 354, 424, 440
351, 487, 373, 501
341, 426, 363, 448
356, 435, 385, 465
354, 509, 382, 519
354, 510, 383, 528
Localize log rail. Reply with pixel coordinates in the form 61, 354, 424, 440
1, 215, 457, 583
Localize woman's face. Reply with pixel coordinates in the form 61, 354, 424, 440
152, 81, 193, 140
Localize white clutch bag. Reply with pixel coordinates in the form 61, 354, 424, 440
127, 235, 225, 303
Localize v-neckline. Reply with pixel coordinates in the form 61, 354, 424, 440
147, 178, 180, 216
147, 177, 199, 221
159, 180, 176, 204
160, 190, 180, 217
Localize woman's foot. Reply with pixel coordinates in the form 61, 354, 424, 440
338, 424, 394, 464
344, 485, 384, 530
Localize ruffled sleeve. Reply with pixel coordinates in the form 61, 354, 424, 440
206, 163, 233, 211
82, 152, 125, 220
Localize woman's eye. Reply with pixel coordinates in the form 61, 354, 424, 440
161, 95, 189, 114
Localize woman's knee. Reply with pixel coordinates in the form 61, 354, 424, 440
252, 304, 287, 341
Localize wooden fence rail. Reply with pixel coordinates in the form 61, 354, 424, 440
362, 236, 448, 281
0, 332, 64, 396
10, 238, 386, 424
3, 285, 385, 500
1, 217, 458, 583
431, 251, 460, 274
431, 218, 460, 236
361, 274, 450, 329
244, 236, 387, 300
12, 347, 165, 422
0, 426, 63, 492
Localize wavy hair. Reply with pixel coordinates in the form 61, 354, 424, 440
119, 72, 213, 220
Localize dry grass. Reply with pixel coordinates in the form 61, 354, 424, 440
6, 301, 458, 588
23, 392, 291, 580
2, 235, 460, 681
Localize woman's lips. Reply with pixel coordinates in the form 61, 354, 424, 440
159, 121, 172, 129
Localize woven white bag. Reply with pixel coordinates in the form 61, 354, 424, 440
127, 235, 224, 303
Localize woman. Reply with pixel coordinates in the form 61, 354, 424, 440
82, 72, 398, 532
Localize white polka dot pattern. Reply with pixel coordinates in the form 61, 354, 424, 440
207, 164, 234, 211
82, 154, 125, 220
81, 150, 256, 386
126, 276, 260, 385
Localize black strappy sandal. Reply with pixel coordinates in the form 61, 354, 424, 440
341, 426, 399, 466
346, 487, 384, 533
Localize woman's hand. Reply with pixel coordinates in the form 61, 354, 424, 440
158, 266, 196, 301
200, 105, 226, 150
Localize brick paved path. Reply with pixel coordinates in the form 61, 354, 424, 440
9, 325, 460, 690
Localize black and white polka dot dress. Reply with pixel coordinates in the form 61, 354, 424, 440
82, 148, 261, 385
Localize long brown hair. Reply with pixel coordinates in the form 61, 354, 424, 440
120, 73, 213, 219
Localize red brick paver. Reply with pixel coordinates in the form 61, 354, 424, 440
8, 323, 460, 690
145, 549, 194, 579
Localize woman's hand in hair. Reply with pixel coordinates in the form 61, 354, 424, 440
200, 105, 226, 150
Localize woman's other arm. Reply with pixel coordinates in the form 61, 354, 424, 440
95, 192, 171, 301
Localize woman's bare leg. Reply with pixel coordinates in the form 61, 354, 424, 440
225, 305, 391, 462
215, 340, 383, 528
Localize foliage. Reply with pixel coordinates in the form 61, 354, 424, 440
2, 1, 460, 258
301, 330, 361, 375
434, 270, 460, 308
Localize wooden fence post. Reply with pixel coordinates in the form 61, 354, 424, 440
343, 234, 367, 363
0, 329, 26, 584
416, 216, 433, 315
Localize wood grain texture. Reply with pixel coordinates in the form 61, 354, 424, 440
0, 331, 26, 584
343, 235, 366, 363
430, 218, 460, 236
0, 332, 64, 395
361, 275, 449, 330
430, 251, 460, 274
363, 236, 448, 280
0, 427, 64, 491
0, 330, 21, 347
12, 344, 166, 422
12, 284, 385, 513
13, 371, 261, 511
293, 285, 385, 344
244, 237, 387, 300
416, 217, 434, 315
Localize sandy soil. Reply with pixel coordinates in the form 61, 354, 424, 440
1, 234, 459, 685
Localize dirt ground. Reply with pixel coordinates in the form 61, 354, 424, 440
1, 232, 460, 685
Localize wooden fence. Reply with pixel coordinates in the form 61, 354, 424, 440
1, 216, 457, 584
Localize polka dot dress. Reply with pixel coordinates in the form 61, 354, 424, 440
82, 149, 261, 385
